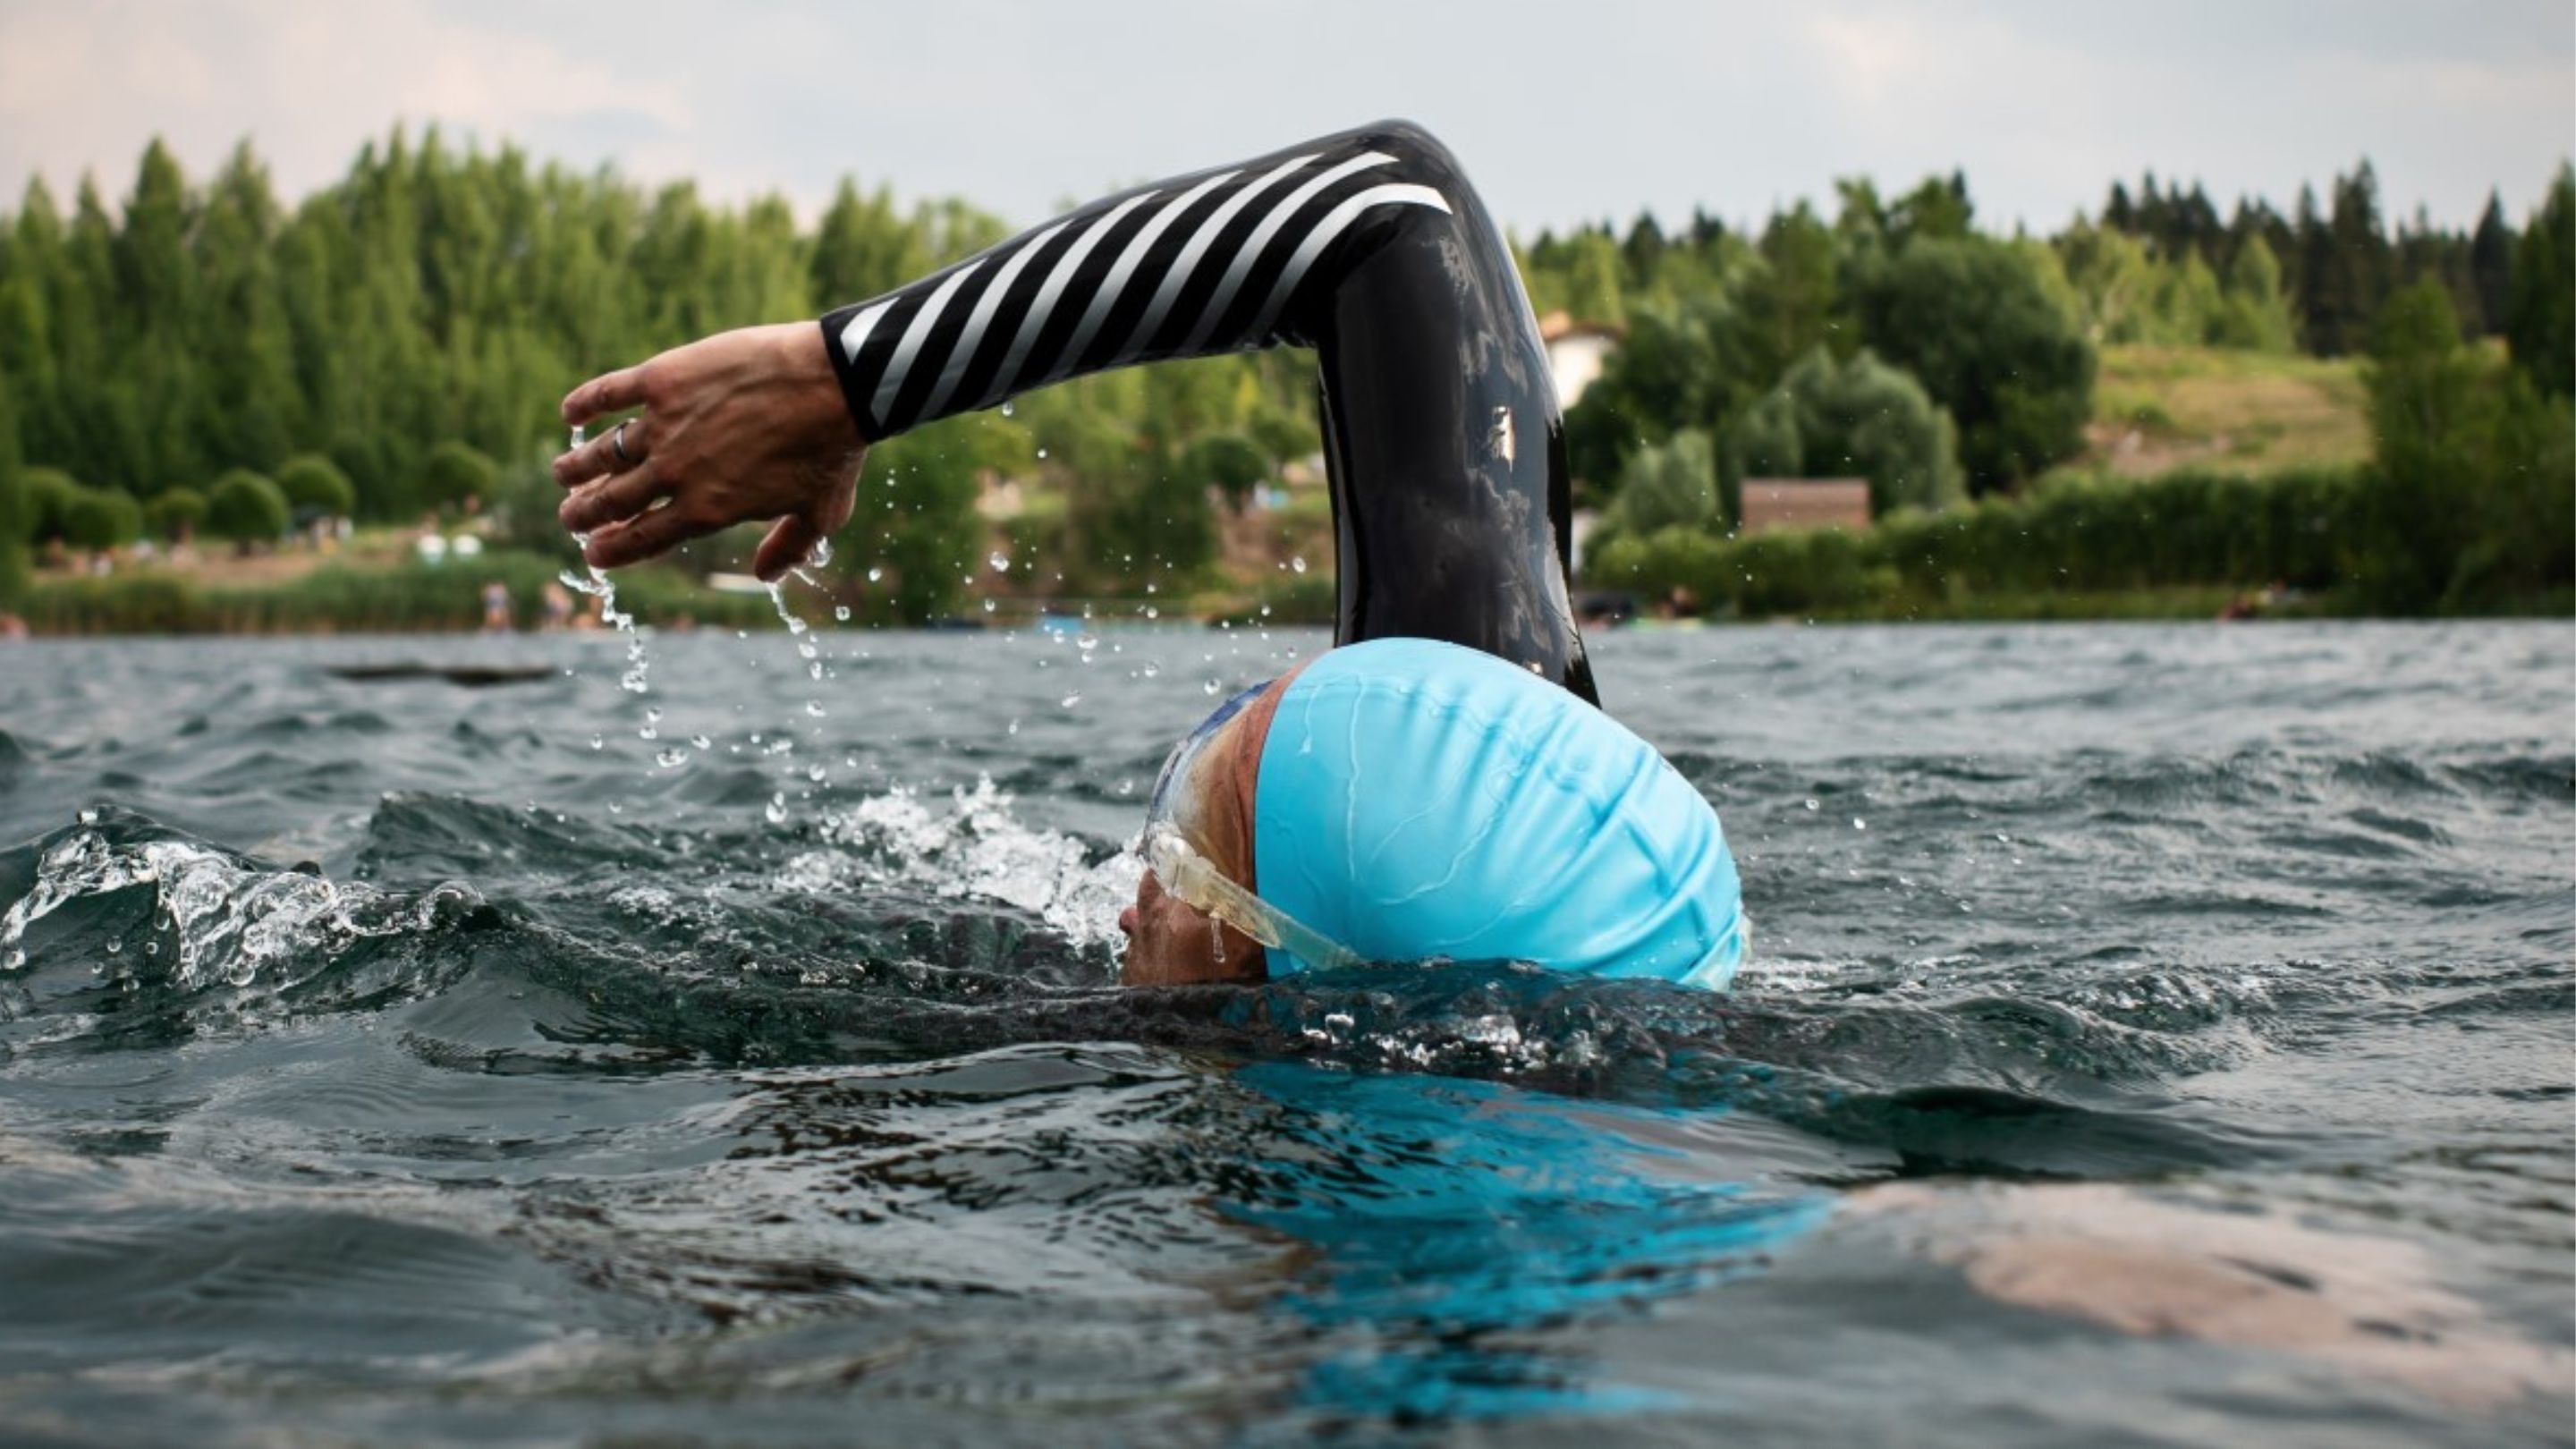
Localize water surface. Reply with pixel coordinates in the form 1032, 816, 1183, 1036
2, 620, 2569, 1446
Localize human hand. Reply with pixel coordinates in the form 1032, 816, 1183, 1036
555, 322, 865, 580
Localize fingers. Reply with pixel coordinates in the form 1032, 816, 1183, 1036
562, 363, 650, 426
552, 415, 651, 490
581, 499, 709, 571
558, 462, 674, 536
752, 514, 822, 583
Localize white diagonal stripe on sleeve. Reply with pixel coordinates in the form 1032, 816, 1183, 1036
984, 190, 1159, 403
1241, 182, 1451, 339
1118, 154, 1314, 360
1180, 150, 1395, 351
1038, 169, 1239, 384
918, 218, 1072, 422
872, 258, 984, 422
837, 300, 894, 368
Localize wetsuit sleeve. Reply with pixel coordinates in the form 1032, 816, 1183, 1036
821, 120, 1596, 703
821, 123, 1447, 441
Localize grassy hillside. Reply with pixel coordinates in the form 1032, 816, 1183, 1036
2081, 345, 2371, 478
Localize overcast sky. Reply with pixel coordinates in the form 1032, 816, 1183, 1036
2, 0, 2569, 238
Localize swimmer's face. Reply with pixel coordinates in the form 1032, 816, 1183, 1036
1118, 666, 1303, 987
1119, 865, 1262, 986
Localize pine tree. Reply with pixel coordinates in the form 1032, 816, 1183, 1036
2469, 191, 2516, 340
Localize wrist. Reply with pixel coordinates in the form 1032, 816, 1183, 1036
769, 322, 868, 449
811, 309, 886, 445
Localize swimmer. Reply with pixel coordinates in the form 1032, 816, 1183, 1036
553, 121, 1742, 988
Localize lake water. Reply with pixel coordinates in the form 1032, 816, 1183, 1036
1, 619, 2569, 1446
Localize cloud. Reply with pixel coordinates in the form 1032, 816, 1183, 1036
0, 0, 685, 203
0, 0, 2565, 234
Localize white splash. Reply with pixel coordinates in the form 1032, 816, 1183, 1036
777, 777, 1140, 948
0, 826, 474, 990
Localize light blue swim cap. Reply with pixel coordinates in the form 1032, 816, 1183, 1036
1253, 638, 1746, 987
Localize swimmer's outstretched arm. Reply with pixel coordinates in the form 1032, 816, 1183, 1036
557, 121, 1589, 694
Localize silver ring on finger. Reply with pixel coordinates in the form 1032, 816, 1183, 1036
612, 419, 634, 466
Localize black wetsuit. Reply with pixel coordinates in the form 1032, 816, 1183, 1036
818, 121, 1597, 705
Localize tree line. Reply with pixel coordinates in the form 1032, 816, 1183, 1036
0, 130, 2569, 618
0, 128, 1318, 612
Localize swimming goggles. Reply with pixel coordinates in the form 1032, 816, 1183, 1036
1140, 680, 1365, 974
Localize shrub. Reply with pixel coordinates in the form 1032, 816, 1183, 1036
1182, 433, 1271, 513
18, 467, 80, 544
146, 487, 208, 541
60, 487, 143, 551
206, 470, 292, 548
419, 441, 498, 513
1586, 463, 2388, 618
275, 454, 359, 519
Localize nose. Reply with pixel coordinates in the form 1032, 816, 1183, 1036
1118, 906, 1139, 937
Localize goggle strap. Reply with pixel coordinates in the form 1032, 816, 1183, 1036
1147, 828, 1367, 974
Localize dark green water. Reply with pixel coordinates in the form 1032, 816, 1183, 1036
1, 620, 2569, 1446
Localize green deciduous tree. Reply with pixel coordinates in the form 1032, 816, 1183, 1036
1605, 428, 1722, 538
1852, 238, 2094, 491
2214, 235, 2300, 352
2507, 164, 2574, 399
1727, 347, 1965, 517
2360, 275, 2573, 608
1562, 292, 1766, 500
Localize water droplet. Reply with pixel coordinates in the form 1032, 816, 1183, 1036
1852, 818, 1868, 831
1060, 692, 1082, 709
764, 793, 789, 826
1803, 799, 1820, 811
1291, 555, 1308, 574
987, 550, 1011, 572
589, 733, 604, 750
570, 424, 587, 449
868, 567, 885, 583
834, 605, 852, 622
656, 747, 688, 767
999, 400, 1015, 417
691, 734, 712, 750
982, 598, 996, 614
1036, 446, 1048, 460
805, 700, 826, 716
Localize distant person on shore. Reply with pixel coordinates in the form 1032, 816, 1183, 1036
553, 121, 1742, 990
479, 580, 512, 633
